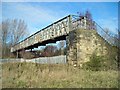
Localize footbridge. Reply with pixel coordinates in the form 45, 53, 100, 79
11, 15, 96, 53
10, 14, 118, 66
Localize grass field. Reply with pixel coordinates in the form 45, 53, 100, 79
2, 62, 119, 88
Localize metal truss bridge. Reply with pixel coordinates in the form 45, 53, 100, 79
11, 15, 97, 53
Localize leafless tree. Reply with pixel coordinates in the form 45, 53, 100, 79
118, 29, 120, 48
0, 20, 10, 46
77, 11, 84, 19
58, 40, 66, 55
103, 28, 119, 46
85, 10, 92, 21
0, 23, 2, 58
103, 28, 114, 44
42, 45, 58, 57
0, 19, 28, 58
10, 19, 28, 45
77, 10, 95, 30
113, 29, 120, 47
0, 19, 10, 58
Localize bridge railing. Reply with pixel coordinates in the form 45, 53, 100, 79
72, 15, 86, 30
71, 15, 119, 46
94, 22, 119, 46
11, 15, 72, 52
71, 15, 96, 30
11, 15, 119, 52
10, 15, 98, 52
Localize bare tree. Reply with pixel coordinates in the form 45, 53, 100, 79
0, 19, 10, 58
103, 28, 119, 46
42, 45, 58, 57
0, 20, 10, 46
0, 19, 28, 58
118, 29, 120, 48
77, 10, 95, 30
113, 29, 120, 47
85, 10, 92, 21
0, 23, 2, 58
10, 19, 28, 45
77, 11, 84, 19
58, 40, 66, 55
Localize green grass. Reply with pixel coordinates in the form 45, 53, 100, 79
2, 62, 119, 88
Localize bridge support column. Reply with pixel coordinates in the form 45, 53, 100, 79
66, 29, 77, 66
67, 28, 110, 68
17, 51, 18, 58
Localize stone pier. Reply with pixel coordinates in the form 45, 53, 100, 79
66, 28, 109, 66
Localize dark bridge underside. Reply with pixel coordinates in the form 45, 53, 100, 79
18, 34, 68, 52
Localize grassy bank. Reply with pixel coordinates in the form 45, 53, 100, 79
2, 62, 118, 88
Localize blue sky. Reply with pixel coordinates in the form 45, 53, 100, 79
1, 0, 120, 2
2, 2, 118, 37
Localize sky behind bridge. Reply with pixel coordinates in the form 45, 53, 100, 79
2, 2, 118, 35
1, 2, 118, 49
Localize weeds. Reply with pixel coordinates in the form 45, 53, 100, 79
83, 53, 104, 71
2, 62, 118, 88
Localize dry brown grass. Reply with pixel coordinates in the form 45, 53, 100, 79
2, 62, 119, 88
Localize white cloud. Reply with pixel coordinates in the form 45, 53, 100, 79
2, 2, 118, 37
8, 3, 65, 24
2, 3, 69, 35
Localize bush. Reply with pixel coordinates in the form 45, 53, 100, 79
83, 53, 104, 71
17, 80, 27, 88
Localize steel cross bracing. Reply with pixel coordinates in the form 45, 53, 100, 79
11, 15, 95, 52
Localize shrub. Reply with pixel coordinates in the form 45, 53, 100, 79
83, 53, 104, 71
17, 80, 27, 88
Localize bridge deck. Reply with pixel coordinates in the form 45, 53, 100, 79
11, 15, 95, 52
